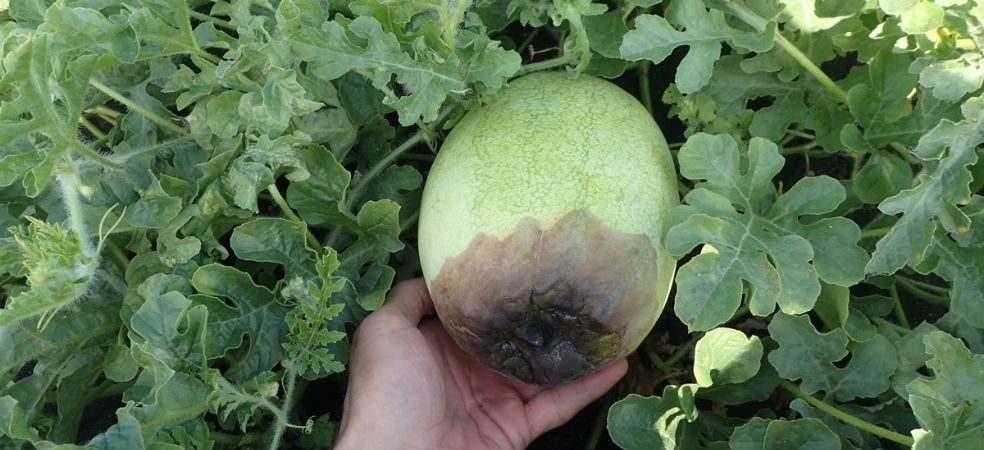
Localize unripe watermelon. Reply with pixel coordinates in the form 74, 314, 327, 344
418, 72, 678, 386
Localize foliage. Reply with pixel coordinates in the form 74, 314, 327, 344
0, 0, 982, 449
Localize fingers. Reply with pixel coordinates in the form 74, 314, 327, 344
378, 278, 434, 324
524, 358, 628, 436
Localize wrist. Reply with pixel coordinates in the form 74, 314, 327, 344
334, 420, 406, 450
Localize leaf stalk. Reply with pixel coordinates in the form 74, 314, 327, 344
722, 1, 849, 105
266, 184, 322, 252
779, 380, 914, 446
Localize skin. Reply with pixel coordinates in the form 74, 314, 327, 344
334, 279, 628, 450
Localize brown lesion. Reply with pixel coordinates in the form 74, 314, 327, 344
429, 210, 662, 386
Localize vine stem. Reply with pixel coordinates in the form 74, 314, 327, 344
728, 304, 751, 324
399, 209, 420, 236
268, 365, 300, 450
861, 226, 892, 239
896, 275, 949, 295
399, 152, 436, 162
345, 134, 425, 211
666, 333, 699, 367
343, 107, 455, 211
785, 129, 815, 140
873, 317, 911, 334
584, 404, 608, 450
723, 1, 850, 105
780, 142, 822, 156
79, 116, 107, 140
326, 106, 454, 249
516, 54, 578, 76
188, 10, 236, 31
773, 35, 849, 104
90, 105, 120, 119
895, 276, 948, 305
211, 431, 261, 445
646, 348, 667, 370
89, 79, 188, 135
779, 380, 915, 446
114, 135, 196, 165
889, 285, 910, 329
104, 239, 131, 272
890, 142, 922, 165
57, 161, 94, 258
518, 27, 542, 55
638, 62, 654, 115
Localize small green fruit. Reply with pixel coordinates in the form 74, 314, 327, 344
418, 72, 678, 386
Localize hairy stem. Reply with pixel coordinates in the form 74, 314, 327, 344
779, 380, 915, 446
57, 165, 94, 259
75, 142, 123, 169
89, 79, 188, 135
441, 0, 472, 48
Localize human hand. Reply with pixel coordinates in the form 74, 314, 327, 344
334, 279, 628, 450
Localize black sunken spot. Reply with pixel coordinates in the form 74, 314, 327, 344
474, 290, 621, 386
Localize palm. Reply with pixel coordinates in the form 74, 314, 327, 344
336, 280, 627, 450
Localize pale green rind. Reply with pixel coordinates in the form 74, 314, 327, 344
419, 72, 678, 309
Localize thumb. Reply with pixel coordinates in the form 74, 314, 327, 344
378, 278, 434, 325
524, 358, 628, 437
